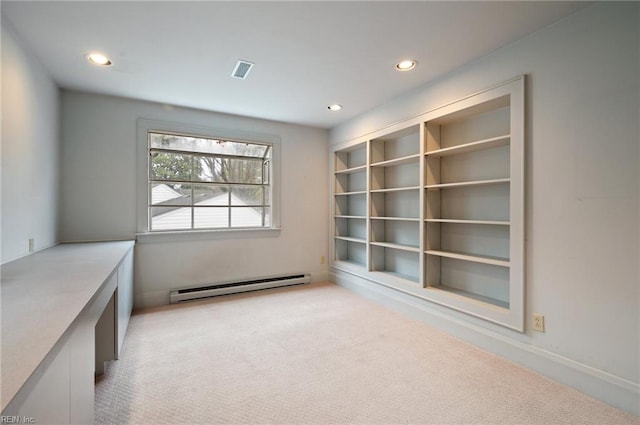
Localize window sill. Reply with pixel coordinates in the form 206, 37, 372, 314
136, 227, 282, 243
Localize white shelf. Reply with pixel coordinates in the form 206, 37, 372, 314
425, 250, 510, 268
334, 164, 367, 175
334, 190, 367, 196
335, 236, 366, 244
425, 219, 510, 226
370, 217, 420, 222
333, 259, 366, 269
371, 241, 420, 253
427, 285, 509, 309
370, 153, 421, 168
425, 178, 510, 190
334, 215, 366, 219
376, 271, 420, 284
371, 186, 420, 193
426, 134, 510, 157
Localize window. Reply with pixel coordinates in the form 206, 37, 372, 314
137, 120, 280, 237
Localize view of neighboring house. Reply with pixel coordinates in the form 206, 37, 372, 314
150, 184, 263, 230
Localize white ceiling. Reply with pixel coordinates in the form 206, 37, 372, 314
2, 1, 587, 129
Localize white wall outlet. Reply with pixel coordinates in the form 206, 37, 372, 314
532, 313, 545, 332
320, 255, 326, 264
28, 238, 35, 253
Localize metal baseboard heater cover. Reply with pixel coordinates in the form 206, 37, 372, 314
169, 273, 311, 303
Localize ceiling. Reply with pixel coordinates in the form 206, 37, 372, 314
2, 1, 587, 129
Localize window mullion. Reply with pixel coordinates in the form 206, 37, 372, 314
227, 185, 232, 227
190, 154, 195, 230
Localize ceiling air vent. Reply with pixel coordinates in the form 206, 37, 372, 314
232, 60, 254, 79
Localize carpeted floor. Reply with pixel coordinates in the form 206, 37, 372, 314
95, 282, 639, 425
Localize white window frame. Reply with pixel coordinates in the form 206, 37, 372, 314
136, 119, 281, 242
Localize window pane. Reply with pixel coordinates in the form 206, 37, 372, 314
150, 133, 268, 157
231, 207, 263, 228
150, 183, 192, 206
150, 207, 192, 230
194, 157, 228, 183
231, 186, 263, 206
193, 185, 228, 206
226, 159, 263, 184
194, 207, 229, 228
150, 152, 192, 181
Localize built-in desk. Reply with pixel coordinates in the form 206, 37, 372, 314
1, 241, 135, 424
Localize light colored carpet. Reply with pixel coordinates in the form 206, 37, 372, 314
95, 282, 639, 425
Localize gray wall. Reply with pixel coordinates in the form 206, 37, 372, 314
1, 19, 60, 263
60, 91, 329, 307
332, 2, 639, 392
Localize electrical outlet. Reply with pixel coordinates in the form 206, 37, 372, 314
320, 256, 326, 264
532, 313, 545, 332
28, 238, 35, 253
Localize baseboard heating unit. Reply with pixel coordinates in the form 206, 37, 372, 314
169, 273, 311, 304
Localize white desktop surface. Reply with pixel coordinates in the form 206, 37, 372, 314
1, 241, 135, 411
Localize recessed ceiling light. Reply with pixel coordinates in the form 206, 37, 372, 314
328, 104, 343, 111
87, 52, 112, 66
396, 59, 418, 71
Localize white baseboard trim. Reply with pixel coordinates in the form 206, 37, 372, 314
331, 270, 640, 416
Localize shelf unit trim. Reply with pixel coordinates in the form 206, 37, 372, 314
425, 134, 510, 157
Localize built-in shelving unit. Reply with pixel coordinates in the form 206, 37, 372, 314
330, 77, 524, 331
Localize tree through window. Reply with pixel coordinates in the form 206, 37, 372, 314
148, 132, 272, 231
